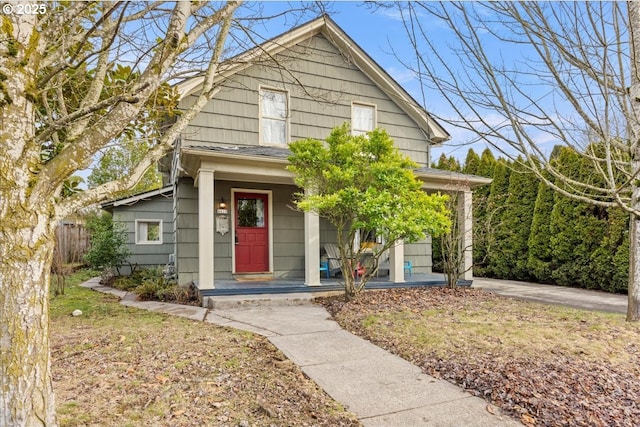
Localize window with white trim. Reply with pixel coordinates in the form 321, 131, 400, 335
260, 88, 288, 144
352, 103, 376, 136
135, 220, 162, 244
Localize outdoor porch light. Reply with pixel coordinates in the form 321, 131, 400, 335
219, 197, 227, 209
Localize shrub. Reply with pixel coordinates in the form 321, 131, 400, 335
110, 266, 200, 305
84, 212, 130, 274
134, 277, 171, 301
112, 276, 138, 291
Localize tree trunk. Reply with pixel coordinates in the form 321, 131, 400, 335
628, 1, 640, 322
1, 11, 57, 423
629, 212, 640, 321
0, 220, 58, 426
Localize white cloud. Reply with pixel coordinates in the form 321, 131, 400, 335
386, 66, 417, 84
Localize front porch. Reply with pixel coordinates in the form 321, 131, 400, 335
179, 147, 489, 295
199, 272, 470, 297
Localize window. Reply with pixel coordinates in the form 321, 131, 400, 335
352, 103, 376, 136
237, 198, 265, 227
260, 88, 288, 144
135, 220, 162, 244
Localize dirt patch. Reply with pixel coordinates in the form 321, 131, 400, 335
51, 282, 360, 427
318, 287, 640, 427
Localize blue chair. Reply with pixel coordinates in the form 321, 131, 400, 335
404, 260, 412, 277
319, 260, 330, 278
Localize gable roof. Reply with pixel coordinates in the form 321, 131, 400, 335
177, 15, 450, 144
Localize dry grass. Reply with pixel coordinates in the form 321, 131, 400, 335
50, 272, 360, 427
320, 287, 640, 426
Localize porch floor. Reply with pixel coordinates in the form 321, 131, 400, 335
201, 273, 469, 296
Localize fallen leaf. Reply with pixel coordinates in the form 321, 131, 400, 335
155, 375, 169, 384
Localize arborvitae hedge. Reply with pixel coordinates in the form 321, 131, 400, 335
434, 147, 629, 294
527, 178, 555, 283
463, 149, 480, 175
485, 159, 512, 277
491, 158, 538, 280
472, 149, 497, 275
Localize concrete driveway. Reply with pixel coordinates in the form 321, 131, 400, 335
472, 277, 627, 314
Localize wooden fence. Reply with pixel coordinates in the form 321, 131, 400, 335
55, 222, 90, 264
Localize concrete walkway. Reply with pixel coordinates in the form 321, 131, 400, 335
80, 277, 519, 426
472, 277, 628, 314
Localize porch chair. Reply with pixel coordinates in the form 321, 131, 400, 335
319, 260, 330, 279
404, 260, 413, 277
323, 244, 342, 277
354, 262, 366, 279
376, 249, 413, 278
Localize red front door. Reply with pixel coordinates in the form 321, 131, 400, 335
235, 192, 269, 273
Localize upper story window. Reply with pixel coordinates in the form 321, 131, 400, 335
352, 102, 376, 136
260, 88, 288, 145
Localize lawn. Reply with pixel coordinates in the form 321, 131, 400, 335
50, 271, 360, 427
319, 287, 640, 427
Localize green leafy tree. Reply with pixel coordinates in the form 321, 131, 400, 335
84, 212, 130, 274
288, 124, 450, 299
88, 137, 162, 197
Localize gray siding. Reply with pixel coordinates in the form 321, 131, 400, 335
174, 32, 437, 282
173, 176, 433, 282
175, 177, 199, 285
181, 34, 431, 166
175, 179, 306, 283
405, 237, 433, 274
112, 196, 174, 271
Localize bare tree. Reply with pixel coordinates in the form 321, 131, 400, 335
394, 1, 640, 321
0, 2, 323, 425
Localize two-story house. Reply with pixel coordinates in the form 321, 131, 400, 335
104, 16, 490, 306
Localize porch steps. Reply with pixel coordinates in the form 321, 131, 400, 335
204, 290, 343, 310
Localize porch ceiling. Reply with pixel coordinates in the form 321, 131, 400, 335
181, 145, 492, 191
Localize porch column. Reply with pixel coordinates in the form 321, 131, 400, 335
389, 239, 405, 283
458, 190, 473, 281
198, 169, 215, 290
304, 200, 321, 286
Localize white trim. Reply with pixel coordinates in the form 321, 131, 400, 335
198, 170, 215, 290
102, 186, 173, 208
258, 86, 290, 146
389, 239, 405, 283
458, 191, 473, 281
351, 101, 377, 135
135, 219, 163, 245
230, 188, 274, 274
